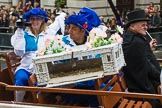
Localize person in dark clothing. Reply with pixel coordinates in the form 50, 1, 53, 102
150, 12, 161, 28
122, 9, 162, 108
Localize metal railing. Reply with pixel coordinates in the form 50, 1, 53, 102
0, 27, 14, 51
148, 27, 162, 50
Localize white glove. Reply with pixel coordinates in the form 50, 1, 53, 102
16, 28, 24, 38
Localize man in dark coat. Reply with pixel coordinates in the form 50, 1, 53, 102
122, 9, 162, 107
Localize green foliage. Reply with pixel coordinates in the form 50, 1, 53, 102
92, 37, 112, 48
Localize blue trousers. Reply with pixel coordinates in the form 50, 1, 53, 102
15, 69, 31, 86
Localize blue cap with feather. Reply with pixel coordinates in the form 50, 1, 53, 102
65, 14, 92, 35
23, 8, 49, 22
78, 7, 101, 27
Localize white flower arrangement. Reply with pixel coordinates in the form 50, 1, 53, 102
37, 26, 124, 56
108, 25, 123, 44
86, 25, 124, 48
37, 35, 72, 56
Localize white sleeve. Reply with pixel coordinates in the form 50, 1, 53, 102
49, 17, 60, 32
11, 28, 25, 56
49, 15, 65, 35
46, 27, 57, 36
58, 16, 65, 35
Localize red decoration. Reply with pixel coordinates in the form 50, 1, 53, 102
83, 22, 88, 29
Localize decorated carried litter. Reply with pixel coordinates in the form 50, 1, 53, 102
33, 26, 125, 87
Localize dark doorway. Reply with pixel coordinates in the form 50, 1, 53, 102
116, 0, 134, 21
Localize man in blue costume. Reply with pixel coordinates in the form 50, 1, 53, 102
63, 7, 101, 47
60, 7, 105, 107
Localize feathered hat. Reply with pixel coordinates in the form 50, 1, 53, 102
65, 14, 92, 35
65, 7, 101, 35
78, 7, 101, 27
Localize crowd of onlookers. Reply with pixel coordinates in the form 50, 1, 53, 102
0, 0, 68, 33
0, 1, 161, 34
145, 2, 161, 28
102, 2, 162, 31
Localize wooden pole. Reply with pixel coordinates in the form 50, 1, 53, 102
107, 0, 123, 26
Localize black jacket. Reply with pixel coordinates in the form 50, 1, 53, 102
122, 30, 161, 94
